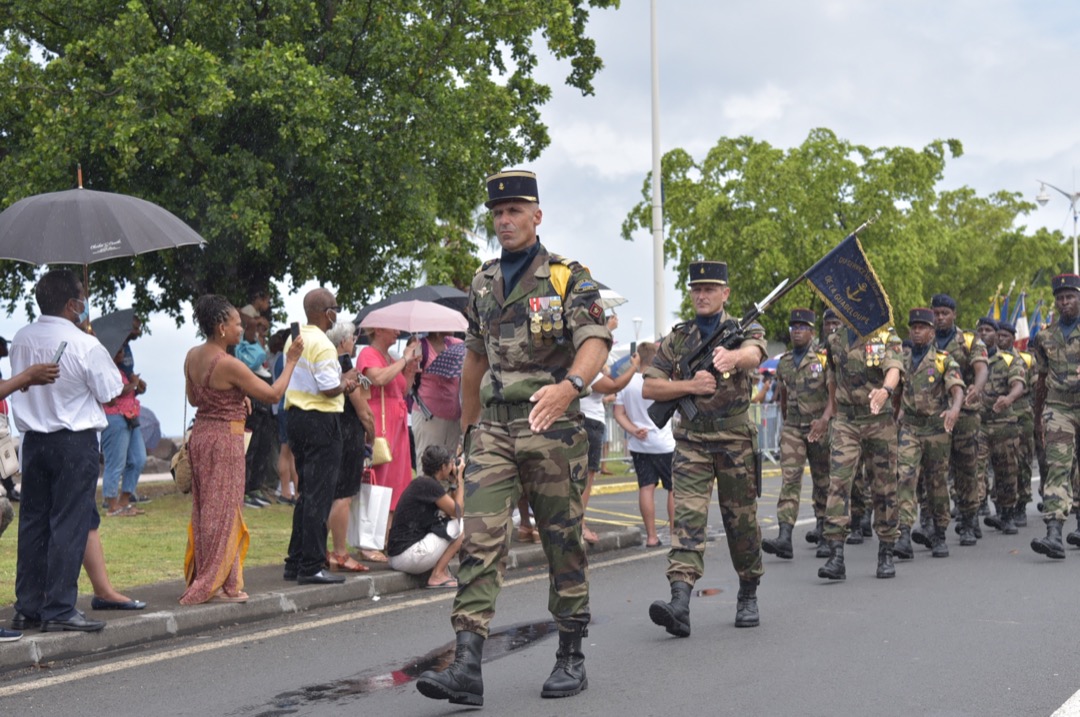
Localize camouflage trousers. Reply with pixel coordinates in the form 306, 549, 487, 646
1017, 413, 1034, 505
978, 419, 1021, 510
850, 459, 870, 522
823, 415, 899, 542
947, 412, 982, 517
897, 420, 952, 530
1040, 404, 1080, 522
776, 423, 831, 525
667, 433, 763, 586
451, 416, 589, 638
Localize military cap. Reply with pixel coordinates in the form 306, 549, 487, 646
907, 308, 934, 326
1052, 273, 1080, 295
976, 316, 998, 330
688, 261, 728, 286
485, 169, 539, 208
930, 294, 956, 310
789, 308, 816, 326
997, 320, 1016, 335
822, 307, 838, 322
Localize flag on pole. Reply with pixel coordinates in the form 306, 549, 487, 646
986, 282, 1003, 321
1009, 291, 1026, 325
1013, 292, 1029, 350
804, 233, 893, 338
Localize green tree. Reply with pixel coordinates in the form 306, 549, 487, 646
622, 128, 1069, 340
0, 0, 618, 317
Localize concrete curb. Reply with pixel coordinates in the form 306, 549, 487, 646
0, 526, 642, 674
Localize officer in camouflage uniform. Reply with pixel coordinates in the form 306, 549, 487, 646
761, 308, 830, 560
996, 321, 1035, 528
417, 170, 610, 706
817, 320, 904, 581
1030, 274, 1080, 560
974, 318, 1026, 536
931, 294, 989, 546
895, 308, 965, 559
644, 261, 767, 637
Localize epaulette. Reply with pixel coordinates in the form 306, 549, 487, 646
672, 320, 694, 334
962, 331, 976, 351
548, 253, 585, 273
1019, 351, 1033, 369
935, 350, 949, 375
816, 351, 828, 366
477, 258, 499, 273
1000, 352, 1014, 367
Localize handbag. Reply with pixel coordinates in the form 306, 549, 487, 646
370, 386, 393, 466
348, 469, 392, 551
0, 414, 18, 479
172, 359, 193, 494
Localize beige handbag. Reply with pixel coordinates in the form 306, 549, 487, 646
370, 386, 393, 466
0, 414, 18, 479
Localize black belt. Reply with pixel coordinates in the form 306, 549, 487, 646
903, 413, 943, 429
482, 400, 581, 423
685, 411, 750, 433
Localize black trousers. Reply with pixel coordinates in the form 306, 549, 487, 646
244, 398, 276, 494
15, 429, 99, 621
285, 409, 342, 576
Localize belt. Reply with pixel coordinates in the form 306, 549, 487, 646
1047, 386, 1080, 405
837, 402, 874, 419
482, 400, 581, 423
684, 411, 750, 433
903, 413, 943, 429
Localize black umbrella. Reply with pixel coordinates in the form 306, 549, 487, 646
90, 308, 136, 360
352, 285, 467, 325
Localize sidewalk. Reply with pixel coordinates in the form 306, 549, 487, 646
0, 524, 643, 674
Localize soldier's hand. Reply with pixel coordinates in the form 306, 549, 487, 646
528, 381, 577, 433
941, 408, 960, 433
689, 370, 717, 396
869, 388, 889, 415
963, 385, 980, 408
808, 417, 829, 443
992, 396, 1011, 414
711, 347, 737, 375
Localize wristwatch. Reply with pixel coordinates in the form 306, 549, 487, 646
565, 374, 585, 392
883, 385, 894, 396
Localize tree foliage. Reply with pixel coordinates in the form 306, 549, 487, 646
622, 128, 1070, 341
0, 0, 618, 318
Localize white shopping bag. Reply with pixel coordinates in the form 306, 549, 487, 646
348, 472, 392, 551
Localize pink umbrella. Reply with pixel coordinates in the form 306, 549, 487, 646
358, 300, 468, 334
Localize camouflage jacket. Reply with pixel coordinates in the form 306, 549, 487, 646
826, 327, 904, 409
1017, 350, 1035, 421
980, 349, 1026, 423
776, 344, 827, 428
1031, 321, 1080, 407
936, 328, 988, 415
464, 243, 611, 408
644, 311, 766, 442
900, 347, 963, 417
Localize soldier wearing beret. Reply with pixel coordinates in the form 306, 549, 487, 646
1030, 274, 1080, 559
417, 170, 610, 705
817, 315, 904, 581
895, 308, 965, 559
996, 321, 1035, 527
761, 308, 830, 560
644, 261, 767, 636
931, 294, 989, 546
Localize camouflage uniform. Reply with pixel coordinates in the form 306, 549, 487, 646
897, 347, 964, 531
1030, 320, 1080, 523
977, 349, 1026, 515
934, 329, 988, 521
644, 315, 767, 587
1014, 351, 1036, 509
774, 345, 830, 525
452, 244, 610, 638
822, 328, 903, 542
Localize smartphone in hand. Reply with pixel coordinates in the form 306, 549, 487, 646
52, 341, 68, 363
290, 322, 300, 340
630, 341, 637, 356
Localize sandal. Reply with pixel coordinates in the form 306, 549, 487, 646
330, 552, 370, 572
106, 505, 142, 517
210, 591, 249, 603
360, 549, 388, 563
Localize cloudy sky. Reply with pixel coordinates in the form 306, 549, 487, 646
3, 0, 1080, 437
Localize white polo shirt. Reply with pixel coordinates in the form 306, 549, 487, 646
9, 315, 123, 433
614, 372, 676, 454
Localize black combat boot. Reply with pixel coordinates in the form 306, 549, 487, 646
734, 580, 760, 628
973, 515, 983, 539
845, 516, 864, 545
978, 498, 990, 516
805, 517, 824, 545
930, 526, 949, 558
1014, 502, 1028, 527
541, 625, 588, 698
1067, 514, 1080, 547
893, 526, 914, 560
984, 503, 1005, 531
762, 523, 794, 559
416, 631, 485, 706
956, 513, 977, 546
1002, 506, 1018, 535
1031, 520, 1066, 560
860, 511, 873, 537
815, 536, 831, 558
649, 581, 691, 637
876, 541, 896, 578
918, 509, 934, 536
818, 540, 846, 580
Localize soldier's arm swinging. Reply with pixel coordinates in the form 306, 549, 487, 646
965, 361, 988, 408
460, 348, 489, 434
942, 384, 964, 433
869, 367, 900, 415
528, 336, 609, 433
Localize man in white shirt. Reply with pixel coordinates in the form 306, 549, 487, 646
9, 269, 123, 633
613, 342, 675, 548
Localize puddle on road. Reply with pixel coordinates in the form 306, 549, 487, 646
247, 619, 565, 715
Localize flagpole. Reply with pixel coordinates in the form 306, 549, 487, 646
649, 0, 666, 338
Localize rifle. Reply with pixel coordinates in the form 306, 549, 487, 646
647, 278, 793, 429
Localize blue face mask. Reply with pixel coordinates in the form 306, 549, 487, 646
74, 298, 89, 325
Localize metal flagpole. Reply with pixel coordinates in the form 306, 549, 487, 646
650, 0, 666, 338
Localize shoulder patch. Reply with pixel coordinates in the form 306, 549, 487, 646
1000, 352, 1014, 367
573, 279, 599, 294
477, 258, 498, 273
962, 331, 975, 351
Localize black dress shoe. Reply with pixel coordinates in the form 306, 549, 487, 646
297, 569, 346, 585
90, 597, 147, 611
11, 611, 40, 630
41, 611, 105, 633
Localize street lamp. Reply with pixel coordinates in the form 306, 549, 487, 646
633, 316, 643, 342
1036, 180, 1080, 274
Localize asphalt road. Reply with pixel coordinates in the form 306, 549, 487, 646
2, 472, 1078, 717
